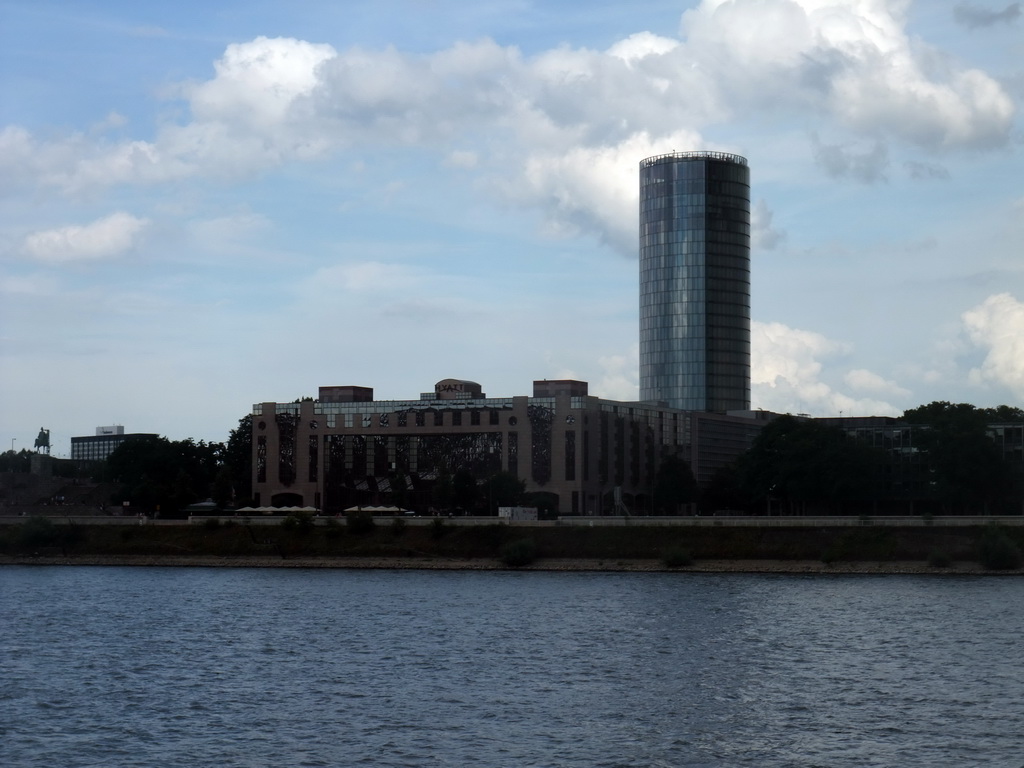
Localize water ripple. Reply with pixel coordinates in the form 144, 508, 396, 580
3, 568, 1024, 767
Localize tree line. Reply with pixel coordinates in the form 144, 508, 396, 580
18, 400, 1020, 517
95, 415, 254, 516
692, 402, 1024, 516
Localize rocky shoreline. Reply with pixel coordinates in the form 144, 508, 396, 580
1, 554, 1017, 575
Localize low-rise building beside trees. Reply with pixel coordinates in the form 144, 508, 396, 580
70, 426, 158, 462
250, 377, 768, 516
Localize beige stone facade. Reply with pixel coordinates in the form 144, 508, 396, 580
252, 378, 765, 515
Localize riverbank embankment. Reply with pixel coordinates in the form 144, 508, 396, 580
0, 553, 1014, 574
3, 515, 1023, 573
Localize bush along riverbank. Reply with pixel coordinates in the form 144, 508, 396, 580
2, 515, 1024, 572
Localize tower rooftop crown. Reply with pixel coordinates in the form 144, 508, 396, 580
640, 151, 747, 168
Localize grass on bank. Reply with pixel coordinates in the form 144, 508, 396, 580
978, 526, 1023, 570
662, 547, 694, 568
0, 517, 1022, 569
499, 539, 538, 567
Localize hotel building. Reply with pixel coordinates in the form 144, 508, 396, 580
251, 379, 765, 515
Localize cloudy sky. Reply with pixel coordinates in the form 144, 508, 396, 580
1, 0, 1022, 456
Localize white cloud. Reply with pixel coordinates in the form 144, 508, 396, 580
0, 273, 60, 297
508, 129, 704, 252
751, 199, 785, 250
607, 32, 680, 64
187, 36, 336, 127
682, 0, 1015, 150
445, 150, 479, 169
305, 261, 424, 296
844, 368, 911, 398
753, 320, 843, 387
189, 212, 269, 238
4, 0, 1011, 235
549, 344, 639, 402
962, 293, 1024, 396
811, 134, 889, 182
752, 320, 901, 416
91, 111, 128, 133
594, 344, 640, 401
22, 212, 149, 264
291, 261, 484, 327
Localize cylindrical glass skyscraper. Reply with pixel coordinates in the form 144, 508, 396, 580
639, 151, 750, 412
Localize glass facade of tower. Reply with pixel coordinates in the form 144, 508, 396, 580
639, 151, 751, 412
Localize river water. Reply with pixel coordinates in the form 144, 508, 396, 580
2, 567, 1022, 767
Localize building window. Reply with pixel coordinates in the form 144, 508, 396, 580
529, 405, 553, 485
395, 436, 410, 475
257, 436, 267, 483
508, 432, 518, 477
351, 436, 367, 476
614, 416, 625, 486
325, 435, 345, 490
374, 436, 388, 475
565, 430, 576, 481
599, 413, 609, 485
630, 422, 640, 487
276, 412, 298, 487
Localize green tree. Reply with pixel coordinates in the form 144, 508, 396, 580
223, 414, 253, 505
0, 449, 32, 473
500, 538, 537, 567
979, 526, 1023, 569
389, 472, 409, 510
16, 516, 59, 549
282, 510, 316, 533
984, 405, 1024, 422
432, 469, 454, 512
481, 471, 526, 515
452, 468, 478, 513
105, 436, 222, 516
345, 509, 376, 534
902, 402, 1010, 513
702, 463, 745, 514
213, 466, 234, 509
737, 415, 880, 515
653, 454, 699, 514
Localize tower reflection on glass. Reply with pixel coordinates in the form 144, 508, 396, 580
639, 151, 751, 412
